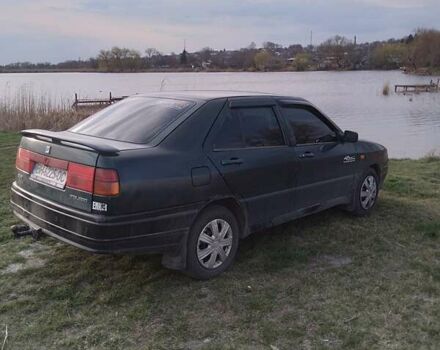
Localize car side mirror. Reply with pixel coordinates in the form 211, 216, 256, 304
342, 130, 358, 143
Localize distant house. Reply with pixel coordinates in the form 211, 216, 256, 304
319, 56, 339, 70
201, 60, 212, 69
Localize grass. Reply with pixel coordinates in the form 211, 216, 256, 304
0, 132, 439, 349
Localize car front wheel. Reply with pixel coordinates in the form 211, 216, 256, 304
350, 168, 379, 216
186, 206, 239, 280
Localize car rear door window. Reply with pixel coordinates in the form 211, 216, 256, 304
214, 106, 285, 149
213, 108, 245, 149
239, 107, 285, 147
281, 106, 336, 144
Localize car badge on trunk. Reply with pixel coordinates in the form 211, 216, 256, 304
45, 145, 51, 154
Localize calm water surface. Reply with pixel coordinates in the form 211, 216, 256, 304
1, 71, 439, 158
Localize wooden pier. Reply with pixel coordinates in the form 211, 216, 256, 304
395, 79, 439, 93
72, 92, 127, 108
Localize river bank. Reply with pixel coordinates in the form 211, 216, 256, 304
1, 67, 439, 75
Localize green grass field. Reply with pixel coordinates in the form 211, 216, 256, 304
0, 132, 439, 349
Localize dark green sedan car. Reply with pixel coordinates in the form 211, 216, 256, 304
11, 91, 388, 279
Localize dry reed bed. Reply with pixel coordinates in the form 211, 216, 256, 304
0, 90, 99, 131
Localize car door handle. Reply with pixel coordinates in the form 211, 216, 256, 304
221, 157, 243, 166
299, 151, 315, 159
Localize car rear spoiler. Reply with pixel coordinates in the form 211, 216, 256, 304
21, 129, 119, 155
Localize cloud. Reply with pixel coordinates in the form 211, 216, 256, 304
0, 2, 178, 48
0, 0, 438, 63
0, 0, 313, 56
354, 0, 435, 8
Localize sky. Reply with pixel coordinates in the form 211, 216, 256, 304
0, 0, 439, 64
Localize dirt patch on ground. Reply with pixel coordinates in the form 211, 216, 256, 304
2, 263, 25, 274
309, 254, 352, 271
1, 243, 48, 275
180, 338, 212, 350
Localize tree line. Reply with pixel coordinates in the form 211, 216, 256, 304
370, 29, 440, 72
1, 28, 439, 74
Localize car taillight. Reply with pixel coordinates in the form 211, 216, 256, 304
17, 148, 120, 197
66, 163, 95, 193
16, 148, 34, 173
94, 168, 120, 196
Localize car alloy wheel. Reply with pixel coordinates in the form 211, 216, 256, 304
197, 219, 233, 269
360, 175, 377, 210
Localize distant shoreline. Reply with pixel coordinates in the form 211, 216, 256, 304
1, 68, 438, 75
0, 67, 359, 74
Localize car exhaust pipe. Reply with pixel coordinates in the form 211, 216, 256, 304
11, 224, 43, 240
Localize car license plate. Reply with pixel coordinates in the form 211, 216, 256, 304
30, 163, 67, 189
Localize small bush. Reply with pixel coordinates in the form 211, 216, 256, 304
423, 150, 440, 163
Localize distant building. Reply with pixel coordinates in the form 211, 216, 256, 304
201, 60, 212, 69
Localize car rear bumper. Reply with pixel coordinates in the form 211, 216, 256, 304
10, 182, 200, 254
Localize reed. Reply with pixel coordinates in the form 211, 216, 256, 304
0, 88, 99, 131
382, 81, 390, 96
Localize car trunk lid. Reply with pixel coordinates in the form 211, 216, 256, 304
15, 129, 147, 212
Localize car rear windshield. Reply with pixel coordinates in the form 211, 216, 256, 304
69, 97, 194, 144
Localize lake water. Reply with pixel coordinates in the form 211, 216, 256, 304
1, 70, 439, 158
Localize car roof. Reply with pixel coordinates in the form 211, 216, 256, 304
133, 90, 308, 103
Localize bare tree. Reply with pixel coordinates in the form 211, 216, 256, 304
199, 47, 213, 62
409, 28, 440, 70
96, 47, 142, 72
263, 41, 283, 52
247, 42, 257, 50
145, 48, 159, 59
144, 48, 161, 68
318, 35, 353, 69
97, 50, 112, 71
254, 51, 273, 71
370, 43, 407, 69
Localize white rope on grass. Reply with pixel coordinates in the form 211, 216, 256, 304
1, 325, 7, 350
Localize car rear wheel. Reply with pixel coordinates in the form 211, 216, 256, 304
349, 168, 379, 216
186, 206, 239, 279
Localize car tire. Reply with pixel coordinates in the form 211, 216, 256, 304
349, 168, 380, 216
185, 205, 239, 280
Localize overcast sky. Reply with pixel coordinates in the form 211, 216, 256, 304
0, 0, 438, 64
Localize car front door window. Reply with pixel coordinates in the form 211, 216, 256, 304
281, 106, 336, 145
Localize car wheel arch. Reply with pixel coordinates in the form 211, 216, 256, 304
195, 197, 248, 238
370, 163, 380, 179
